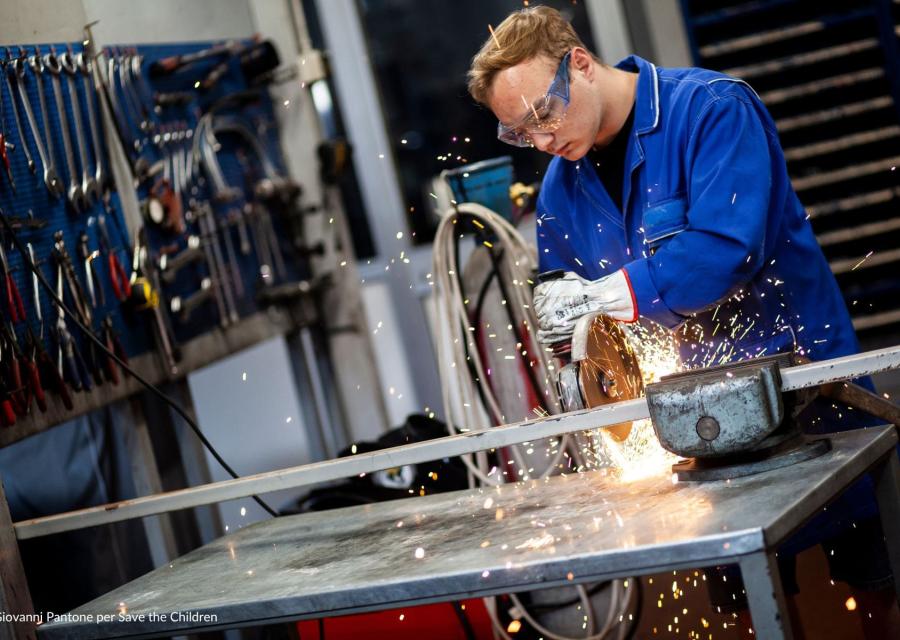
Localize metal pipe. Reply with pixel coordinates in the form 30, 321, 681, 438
13, 344, 900, 540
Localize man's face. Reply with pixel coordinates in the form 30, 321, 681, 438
487, 48, 601, 161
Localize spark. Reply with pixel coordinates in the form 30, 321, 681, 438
487, 24, 501, 49
851, 250, 874, 271
845, 597, 857, 611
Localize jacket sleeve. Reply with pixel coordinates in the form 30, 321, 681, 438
624, 94, 774, 328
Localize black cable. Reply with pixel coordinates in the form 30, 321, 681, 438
455, 213, 549, 412
0, 210, 278, 518
623, 578, 642, 640
451, 601, 476, 640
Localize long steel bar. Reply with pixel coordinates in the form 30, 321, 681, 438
14, 344, 900, 540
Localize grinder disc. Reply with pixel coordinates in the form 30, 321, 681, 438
575, 316, 644, 441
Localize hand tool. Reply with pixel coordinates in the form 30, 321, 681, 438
43, 47, 89, 212
0, 133, 15, 194
96, 49, 148, 179
97, 214, 131, 302
15, 49, 63, 196
553, 313, 644, 442
197, 204, 237, 324
2, 51, 35, 174
27, 325, 69, 410
149, 41, 241, 77
23, 244, 55, 412
53, 249, 92, 393
1, 327, 24, 417
0, 75, 15, 193
0, 370, 17, 427
120, 49, 153, 134
51, 231, 91, 328
159, 235, 204, 284
21, 327, 47, 413
130, 228, 179, 374
170, 277, 215, 320
60, 49, 99, 206
220, 214, 244, 299
0, 238, 25, 324
100, 315, 126, 385
78, 231, 105, 309
75, 51, 106, 198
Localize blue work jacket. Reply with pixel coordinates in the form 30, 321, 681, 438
536, 56, 878, 541
537, 55, 862, 374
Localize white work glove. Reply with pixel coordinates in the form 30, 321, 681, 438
533, 270, 636, 345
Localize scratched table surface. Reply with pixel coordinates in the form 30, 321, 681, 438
38, 426, 897, 639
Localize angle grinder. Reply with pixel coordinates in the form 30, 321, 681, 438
538, 270, 644, 442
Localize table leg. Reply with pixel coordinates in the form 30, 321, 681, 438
739, 551, 794, 640
873, 450, 900, 605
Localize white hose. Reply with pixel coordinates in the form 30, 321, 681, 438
431, 202, 635, 639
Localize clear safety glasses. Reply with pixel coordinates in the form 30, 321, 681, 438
497, 51, 571, 147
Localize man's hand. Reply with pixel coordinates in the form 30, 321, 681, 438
532, 270, 636, 345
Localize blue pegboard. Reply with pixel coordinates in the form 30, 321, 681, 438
0, 38, 304, 380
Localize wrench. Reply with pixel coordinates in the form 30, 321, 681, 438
195, 208, 230, 326
43, 48, 89, 212
3, 51, 35, 174
60, 50, 100, 204
17, 51, 63, 196
121, 49, 152, 133
76, 51, 107, 194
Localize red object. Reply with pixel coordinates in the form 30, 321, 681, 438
108, 253, 132, 301
296, 599, 493, 640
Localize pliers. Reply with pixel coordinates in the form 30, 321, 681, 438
98, 214, 131, 302
0, 235, 25, 323
53, 248, 92, 393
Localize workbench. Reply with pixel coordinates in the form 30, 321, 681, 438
38, 425, 900, 640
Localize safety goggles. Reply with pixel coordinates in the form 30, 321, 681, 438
497, 51, 571, 147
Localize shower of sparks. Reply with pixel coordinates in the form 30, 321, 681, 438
573, 321, 681, 481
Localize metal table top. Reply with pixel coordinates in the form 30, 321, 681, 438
38, 426, 898, 639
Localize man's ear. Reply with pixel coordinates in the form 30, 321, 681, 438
571, 47, 594, 81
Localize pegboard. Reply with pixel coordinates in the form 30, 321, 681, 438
0, 37, 311, 430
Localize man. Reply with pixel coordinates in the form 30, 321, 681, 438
467, 5, 898, 636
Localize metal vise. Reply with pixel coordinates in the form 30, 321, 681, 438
646, 355, 789, 459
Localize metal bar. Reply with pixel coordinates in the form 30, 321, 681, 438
760, 68, 883, 106
13, 344, 900, 540
724, 38, 878, 80
776, 96, 894, 133
701, 20, 823, 57
784, 126, 900, 162
792, 156, 900, 192
872, 452, 900, 606
854, 309, 900, 332
818, 217, 900, 247
740, 552, 793, 640
807, 187, 900, 219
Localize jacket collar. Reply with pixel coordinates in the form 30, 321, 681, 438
614, 55, 660, 135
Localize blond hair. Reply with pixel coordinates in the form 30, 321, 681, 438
467, 6, 598, 106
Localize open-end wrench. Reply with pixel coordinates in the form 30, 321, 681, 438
121, 50, 152, 133
3, 51, 35, 174
60, 50, 99, 205
17, 51, 63, 196
76, 52, 107, 195
43, 48, 88, 212
195, 208, 230, 326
